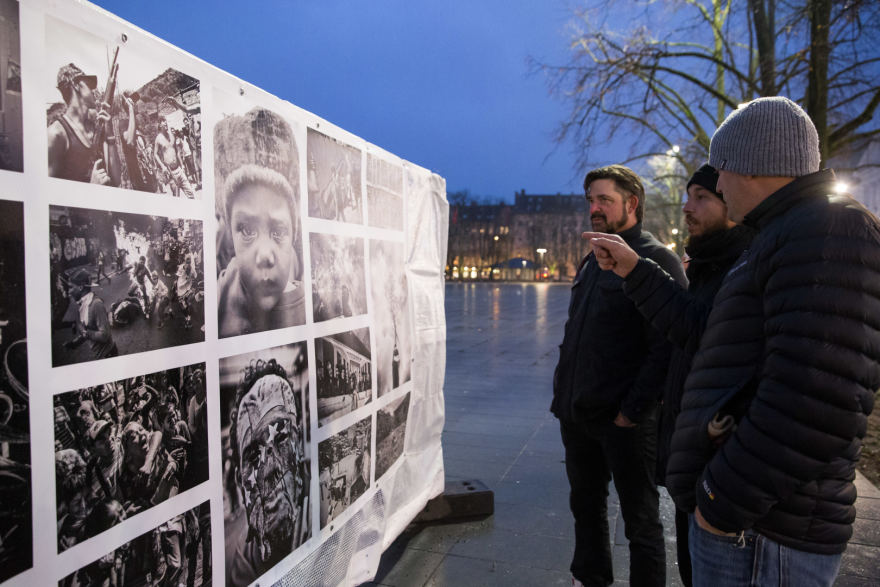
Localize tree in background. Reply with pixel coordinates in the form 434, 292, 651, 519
533, 0, 880, 240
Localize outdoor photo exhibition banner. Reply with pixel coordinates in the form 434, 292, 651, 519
0, 0, 449, 585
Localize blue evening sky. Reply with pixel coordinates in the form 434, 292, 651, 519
91, 0, 602, 202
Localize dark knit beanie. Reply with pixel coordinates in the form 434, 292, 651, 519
708, 96, 820, 177
686, 164, 722, 201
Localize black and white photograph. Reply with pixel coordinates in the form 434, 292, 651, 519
370, 240, 412, 396
220, 342, 311, 587
366, 154, 403, 230
316, 327, 372, 427
375, 392, 411, 481
60, 500, 212, 587
0, 199, 30, 582
318, 416, 372, 529
214, 102, 305, 338
50, 206, 205, 366
310, 233, 367, 323
307, 128, 363, 223
0, 0, 23, 173
46, 16, 202, 196
53, 363, 209, 553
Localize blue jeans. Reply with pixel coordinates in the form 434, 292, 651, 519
688, 514, 841, 586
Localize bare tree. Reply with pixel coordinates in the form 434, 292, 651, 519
533, 0, 880, 183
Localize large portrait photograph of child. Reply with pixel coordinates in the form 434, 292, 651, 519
214, 96, 306, 338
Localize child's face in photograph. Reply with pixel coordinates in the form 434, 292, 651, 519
230, 183, 295, 312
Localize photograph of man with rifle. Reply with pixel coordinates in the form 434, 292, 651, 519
45, 16, 202, 197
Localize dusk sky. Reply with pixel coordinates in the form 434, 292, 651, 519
91, 0, 602, 202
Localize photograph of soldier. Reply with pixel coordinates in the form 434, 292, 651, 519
366, 154, 404, 230
53, 362, 209, 553
369, 240, 412, 396
219, 343, 311, 586
318, 416, 372, 529
310, 233, 367, 323
60, 500, 211, 587
307, 128, 364, 224
375, 392, 411, 480
45, 16, 202, 196
316, 327, 372, 427
0, 0, 23, 173
214, 103, 305, 338
49, 205, 205, 366
0, 200, 30, 582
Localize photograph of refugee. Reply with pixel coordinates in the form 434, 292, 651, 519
307, 128, 363, 224
220, 342, 311, 586
214, 104, 305, 338
369, 240, 412, 396
45, 16, 202, 196
53, 362, 208, 553
0, 199, 30, 582
316, 327, 372, 427
0, 0, 23, 173
375, 392, 411, 480
366, 155, 403, 230
49, 206, 205, 366
318, 416, 372, 529
60, 500, 212, 586
310, 233, 367, 323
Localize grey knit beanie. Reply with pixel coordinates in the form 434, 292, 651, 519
708, 96, 820, 177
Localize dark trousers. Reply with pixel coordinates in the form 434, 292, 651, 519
560, 408, 665, 587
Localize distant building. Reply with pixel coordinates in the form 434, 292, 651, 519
447, 190, 589, 281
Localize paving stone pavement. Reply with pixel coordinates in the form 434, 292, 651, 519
362, 282, 880, 586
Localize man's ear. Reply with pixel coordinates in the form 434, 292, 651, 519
626, 194, 639, 214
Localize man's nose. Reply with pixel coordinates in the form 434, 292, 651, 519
254, 234, 276, 267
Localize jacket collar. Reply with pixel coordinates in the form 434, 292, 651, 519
743, 169, 836, 231
616, 222, 643, 244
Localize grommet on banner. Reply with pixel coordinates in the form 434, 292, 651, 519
239, 87, 245, 96
120, 32, 127, 43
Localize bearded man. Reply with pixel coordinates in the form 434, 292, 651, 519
552, 164, 686, 587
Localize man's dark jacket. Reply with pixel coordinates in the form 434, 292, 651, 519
665, 170, 880, 554
552, 223, 687, 424
622, 225, 754, 482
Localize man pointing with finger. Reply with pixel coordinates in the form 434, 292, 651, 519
552, 164, 685, 587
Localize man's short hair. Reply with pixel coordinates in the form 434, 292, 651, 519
584, 164, 645, 223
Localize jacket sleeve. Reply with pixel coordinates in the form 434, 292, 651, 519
619, 248, 688, 423
624, 258, 711, 355
88, 299, 113, 343
697, 209, 880, 533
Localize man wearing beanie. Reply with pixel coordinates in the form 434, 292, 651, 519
552, 164, 686, 587
584, 163, 754, 586
658, 96, 879, 585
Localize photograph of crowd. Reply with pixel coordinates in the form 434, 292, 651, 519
49, 206, 205, 366
307, 128, 363, 224
0, 0, 23, 173
310, 233, 367, 323
319, 416, 372, 529
45, 16, 202, 196
0, 200, 30, 582
370, 240, 412, 396
376, 393, 411, 481
316, 327, 372, 427
220, 342, 311, 586
53, 363, 209, 554
366, 155, 403, 230
60, 500, 212, 587
214, 103, 305, 338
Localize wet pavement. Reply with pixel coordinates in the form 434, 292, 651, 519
364, 282, 880, 586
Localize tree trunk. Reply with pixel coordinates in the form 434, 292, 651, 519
749, 0, 776, 96
806, 0, 831, 166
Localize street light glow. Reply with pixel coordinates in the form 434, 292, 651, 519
833, 182, 849, 194
671, 228, 679, 235
536, 248, 547, 254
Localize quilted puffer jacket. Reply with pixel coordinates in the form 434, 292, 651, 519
666, 169, 880, 554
